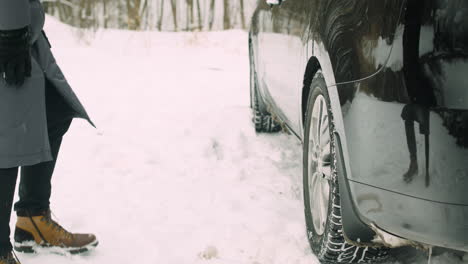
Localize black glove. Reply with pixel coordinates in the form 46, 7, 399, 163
0, 26, 32, 86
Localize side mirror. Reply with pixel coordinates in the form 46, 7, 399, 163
266, 0, 283, 7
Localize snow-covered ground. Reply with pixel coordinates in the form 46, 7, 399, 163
11, 16, 467, 264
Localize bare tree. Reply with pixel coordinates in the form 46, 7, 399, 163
239, 0, 245, 29
140, 0, 150, 29
196, 0, 203, 30
186, 0, 192, 30
102, 0, 108, 28
223, 0, 230, 29
170, 0, 178, 30
157, 0, 165, 30
44, 0, 255, 32
126, 0, 141, 30
208, 0, 216, 30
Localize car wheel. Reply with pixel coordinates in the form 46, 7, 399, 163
249, 36, 281, 133
303, 71, 387, 263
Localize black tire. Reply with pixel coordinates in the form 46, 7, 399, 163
249, 35, 281, 133
303, 71, 388, 264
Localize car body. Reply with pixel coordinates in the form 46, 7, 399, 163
249, 0, 468, 255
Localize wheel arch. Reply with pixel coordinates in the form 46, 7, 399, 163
301, 56, 321, 127
302, 55, 382, 247
301, 54, 338, 131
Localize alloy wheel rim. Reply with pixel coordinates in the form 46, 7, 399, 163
308, 94, 331, 236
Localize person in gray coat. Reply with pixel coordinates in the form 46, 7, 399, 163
0, 0, 98, 262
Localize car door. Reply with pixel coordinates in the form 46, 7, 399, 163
256, 0, 312, 135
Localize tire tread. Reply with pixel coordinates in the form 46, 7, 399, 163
304, 71, 388, 264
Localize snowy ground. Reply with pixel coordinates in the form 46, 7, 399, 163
10, 17, 468, 264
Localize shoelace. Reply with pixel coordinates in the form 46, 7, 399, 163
41, 214, 74, 240
28, 211, 73, 244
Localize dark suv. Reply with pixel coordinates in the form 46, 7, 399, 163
249, 0, 468, 263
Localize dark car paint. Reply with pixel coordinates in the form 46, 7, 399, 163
342, 0, 468, 203
250, 0, 468, 251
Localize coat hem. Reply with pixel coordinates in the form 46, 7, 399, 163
0, 149, 53, 169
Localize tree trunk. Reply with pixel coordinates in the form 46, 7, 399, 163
223, 0, 230, 30
157, 0, 165, 31
239, 0, 246, 29
103, 0, 108, 28
196, 0, 202, 30
140, 0, 149, 30
208, 0, 216, 30
170, 0, 178, 30
185, 0, 191, 30
127, 0, 142, 30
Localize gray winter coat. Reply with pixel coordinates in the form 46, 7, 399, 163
0, 0, 92, 168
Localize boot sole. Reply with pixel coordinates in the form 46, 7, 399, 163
14, 239, 99, 255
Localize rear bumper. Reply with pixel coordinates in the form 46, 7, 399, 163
349, 181, 468, 252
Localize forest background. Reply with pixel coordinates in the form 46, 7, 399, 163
42, 0, 257, 31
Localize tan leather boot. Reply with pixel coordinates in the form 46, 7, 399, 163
14, 210, 98, 254
0, 252, 21, 264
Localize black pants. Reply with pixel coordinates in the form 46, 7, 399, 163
0, 79, 75, 254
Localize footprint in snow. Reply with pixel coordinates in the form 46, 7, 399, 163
206, 139, 224, 161
198, 246, 219, 260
